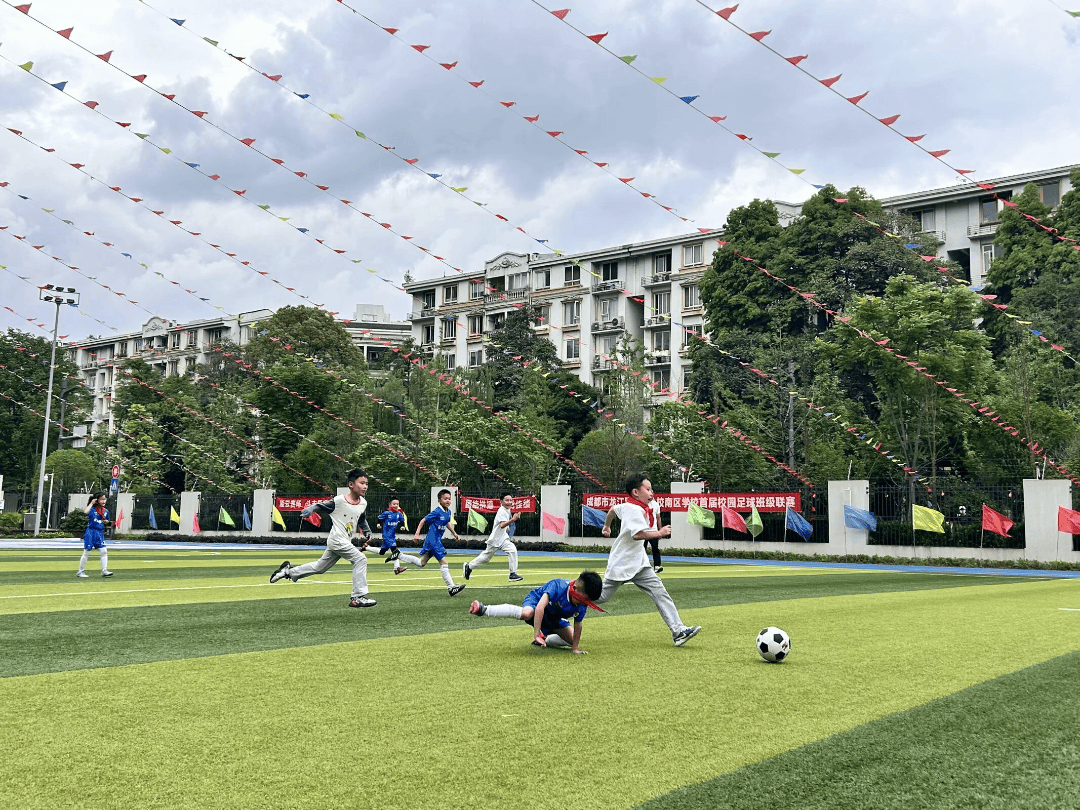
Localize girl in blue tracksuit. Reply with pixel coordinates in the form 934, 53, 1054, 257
77, 493, 113, 578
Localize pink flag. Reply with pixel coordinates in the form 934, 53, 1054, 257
116, 508, 125, 530
541, 511, 566, 535
720, 505, 747, 533
193, 514, 201, 534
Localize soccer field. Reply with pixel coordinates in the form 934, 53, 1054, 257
2, 546, 1078, 810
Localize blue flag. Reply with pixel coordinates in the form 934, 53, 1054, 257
843, 504, 877, 532
242, 504, 252, 531
149, 504, 158, 530
582, 505, 607, 528
507, 521, 516, 538
785, 507, 813, 541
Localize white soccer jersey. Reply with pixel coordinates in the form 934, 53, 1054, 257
487, 506, 513, 546
325, 495, 369, 546
604, 501, 652, 581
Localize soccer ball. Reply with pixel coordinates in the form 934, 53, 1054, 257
756, 627, 791, 663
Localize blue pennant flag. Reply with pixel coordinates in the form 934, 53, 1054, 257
149, 504, 158, 530
785, 507, 813, 541
242, 504, 252, 531
582, 505, 607, 528
680, 95, 699, 104
843, 504, 877, 532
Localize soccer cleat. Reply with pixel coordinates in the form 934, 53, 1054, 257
76, 571, 89, 578
463, 562, 472, 581
394, 567, 407, 575
269, 561, 292, 584
448, 584, 466, 597
349, 596, 377, 608
508, 572, 524, 582
673, 626, 702, 647
654, 565, 664, 574
469, 600, 486, 616
389, 548, 400, 562
101, 570, 114, 578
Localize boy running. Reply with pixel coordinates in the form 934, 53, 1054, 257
469, 570, 603, 654
463, 493, 523, 582
375, 498, 406, 564
268, 468, 377, 608
601, 473, 701, 646
397, 488, 466, 596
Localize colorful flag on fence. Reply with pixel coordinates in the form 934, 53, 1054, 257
912, 505, 945, 533
1058, 505, 1080, 534
844, 504, 877, 532
219, 506, 236, 527
149, 504, 158, 530
541, 510, 566, 535
170, 506, 181, 525
785, 507, 814, 540
686, 502, 715, 527
746, 505, 764, 538
467, 508, 488, 533
981, 504, 1013, 537
582, 505, 607, 528
271, 506, 287, 529
720, 505, 747, 533
242, 504, 251, 530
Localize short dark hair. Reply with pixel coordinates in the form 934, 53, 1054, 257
578, 570, 603, 600
500, 493, 514, 501
87, 492, 105, 505
346, 468, 367, 483
437, 488, 452, 500
624, 473, 649, 495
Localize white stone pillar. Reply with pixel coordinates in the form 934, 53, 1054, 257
253, 490, 275, 535
828, 480, 870, 556
670, 481, 704, 549
540, 484, 570, 544
1023, 479, 1072, 563
115, 492, 135, 535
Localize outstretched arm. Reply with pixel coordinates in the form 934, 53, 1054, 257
300, 499, 335, 519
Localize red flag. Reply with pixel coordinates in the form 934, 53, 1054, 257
981, 505, 1013, 538
193, 514, 201, 534
306, 511, 322, 528
541, 511, 566, 535
1058, 506, 1080, 534
720, 505, 747, 533
116, 508, 125, 531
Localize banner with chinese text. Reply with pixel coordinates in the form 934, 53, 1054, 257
582, 492, 800, 513
460, 495, 537, 513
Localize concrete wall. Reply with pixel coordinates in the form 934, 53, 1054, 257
828, 480, 870, 557
540, 485, 570, 544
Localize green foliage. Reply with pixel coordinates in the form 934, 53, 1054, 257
45, 449, 102, 494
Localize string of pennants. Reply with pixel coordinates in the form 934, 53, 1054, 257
716, 238, 1080, 485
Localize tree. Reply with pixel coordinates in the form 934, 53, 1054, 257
44, 449, 102, 495
244, 306, 362, 368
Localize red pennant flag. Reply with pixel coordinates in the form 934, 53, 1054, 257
906, 134, 925, 142
96, 51, 113, 62
239, 138, 256, 146
981, 505, 1013, 538
440, 61, 457, 70
708, 115, 727, 122
552, 9, 570, 19
819, 74, 842, 87
878, 114, 900, 126
847, 91, 869, 105
720, 505, 747, 533
132, 74, 147, 83
382, 27, 398, 35
786, 54, 808, 65
748, 30, 771, 41
547, 130, 563, 137
57, 27, 73, 38
1057, 506, 1080, 534
717, 5, 738, 20
15, 3, 31, 13
411, 44, 430, 52
468, 80, 484, 88
928, 149, 950, 158
587, 32, 608, 44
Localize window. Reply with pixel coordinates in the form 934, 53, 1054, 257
187, 330, 197, 347
683, 244, 704, 266
170, 332, 181, 349
563, 300, 580, 326
444, 284, 459, 304
652, 369, 670, 389
654, 330, 671, 352
489, 313, 506, 331
564, 265, 581, 285
682, 366, 693, 390
444, 354, 456, 371
982, 243, 1002, 273
507, 272, 529, 291
443, 318, 457, 340
683, 324, 703, 346
565, 337, 580, 360
134, 339, 144, 352
532, 306, 549, 326
168, 360, 179, 376
979, 198, 999, 225
599, 298, 615, 322
468, 315, 483, 336
469, 349, 483, 368
602, 337, 617, 355
653, 292, 671, 316
653, 253, 671, 275
469, 280, 485, 301
1039, 181, 1061, 207
207, 328, 224, 345
421, 323, 436, 344
360, 314, 377, 323
535, 269, 551, 289
420, 290, 436, 309
601, 261, 618, 281
911, 208, 936, 232
683, 284, 701, 310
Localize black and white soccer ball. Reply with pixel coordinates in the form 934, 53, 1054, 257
756, 627, 791, 663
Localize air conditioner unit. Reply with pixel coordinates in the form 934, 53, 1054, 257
591, 321, 601, 331
608, 317, 620, 328
592, 356, 601, 368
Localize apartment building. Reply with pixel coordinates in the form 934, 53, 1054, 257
879, 165, 1076, 287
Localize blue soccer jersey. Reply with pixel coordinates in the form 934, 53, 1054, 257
522, 578, 588, 627
420, 505, 454, 558
377, 510, 406, 543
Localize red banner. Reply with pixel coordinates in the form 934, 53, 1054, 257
460, 495, 537, 513
275, 496, 331, 512
582, 492, 801, 513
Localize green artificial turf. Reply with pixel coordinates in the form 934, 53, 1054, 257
1, 579, 1076, 810
635, 650, 1080, 810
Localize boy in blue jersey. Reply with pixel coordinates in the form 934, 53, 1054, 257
469, 571, 604, 654
396, 488, 466, 596
375, 497, 406, 568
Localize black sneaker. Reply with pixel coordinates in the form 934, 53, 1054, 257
673, 626, 702, 647
389, 548, 400, 562
508, 572, 524, 582
270, 561, 292, 584
463, 563, 472, 581
448, 584, 466, 597
349, 596, 377, 608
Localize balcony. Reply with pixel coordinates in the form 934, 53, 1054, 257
644, 351, 671, 366
592, 356, 614, 370
591, 318, 624, 333
563, 357, 582, 368
968, 223, 999, 238
642, 272, 672, 287
484, 289, 530, 305
466, 332, 484, 343
408, 308, 437, 321
644, 316, 671, 328
592, 279, 625, 292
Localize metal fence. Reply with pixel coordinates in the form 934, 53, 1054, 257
868, 481, 1026, 549
198, 492, 256, 532
130, 495, 181, 531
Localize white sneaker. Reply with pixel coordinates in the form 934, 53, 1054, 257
76, 571, 89, 578
101, 570, 114, 577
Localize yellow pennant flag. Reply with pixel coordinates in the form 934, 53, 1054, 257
272, 506, 287, 529
912, 505, 945, 534
170, 506, 181, 524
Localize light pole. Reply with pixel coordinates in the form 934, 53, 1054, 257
34, 285, 79, 536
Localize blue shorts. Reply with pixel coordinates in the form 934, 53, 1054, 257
83, 532, 106, 551
522, 593, 570, 634
379, 537, 398, 552
421, 536, 447, 561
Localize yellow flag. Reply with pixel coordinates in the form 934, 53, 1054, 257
912, 505, 945, 533
272, 507, 287, 529
170, 507, 181, 524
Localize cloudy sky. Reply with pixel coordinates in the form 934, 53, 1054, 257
1, 0, 1077, 341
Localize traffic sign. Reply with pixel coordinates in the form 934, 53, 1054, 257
110, 478, 119, 494
111, 465, 120, 479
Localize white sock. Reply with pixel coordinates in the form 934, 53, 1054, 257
440, 564, 455, 588
397, 553, 422, 567
484, 604, 523, 619
545, 634, 571, 648
100, 549, 108, 571
78, 549, 90, 573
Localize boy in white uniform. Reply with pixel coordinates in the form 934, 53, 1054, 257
601, 473, 701, 646
268, 468, 377, 608
463, 493, 524, 582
